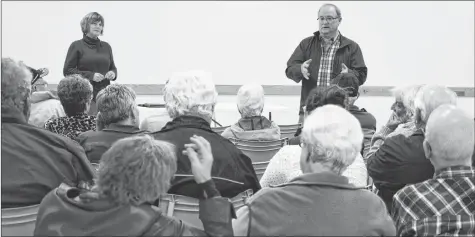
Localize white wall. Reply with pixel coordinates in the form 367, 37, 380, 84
2, 1, 474, 87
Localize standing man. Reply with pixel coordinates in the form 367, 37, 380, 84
286, 3, 368, 123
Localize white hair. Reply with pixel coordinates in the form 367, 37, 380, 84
414, 85, 457, 124
425, 104, 474, 162
301, 104, 363, 174
163, 70, 218, 120
391, 84, 424, 116
237, 84, 265, 117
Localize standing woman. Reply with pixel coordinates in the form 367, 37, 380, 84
63, 12, 117, 115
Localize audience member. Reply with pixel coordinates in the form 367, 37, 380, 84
151, 70, 261, 198
366, 84, 457, 212
221, 84, 281, 141
1, 58, 95, 208
260, 85, 367, 188
45, 74, 96, 140
233, 105, 395, 236
332, 73, 376, 157
34, 135, 235, 236
77, 84, 146, 164
392, 105, 475, 236
28, 76, 66, 128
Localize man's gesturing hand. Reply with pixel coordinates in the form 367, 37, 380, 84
183, 135, 214, 184
301, 59, 312, 80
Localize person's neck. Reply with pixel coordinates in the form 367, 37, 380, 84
115, 118, 138, 127
321, 31, 338, 40
433, 160, 472, 172
304, 162, 342, 175
86, 33, 98, 39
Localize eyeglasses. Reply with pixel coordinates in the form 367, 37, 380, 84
318, 17, 339, 22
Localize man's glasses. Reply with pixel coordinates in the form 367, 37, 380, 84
318, 17, 339, 23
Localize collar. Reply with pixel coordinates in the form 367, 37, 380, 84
1, 106, 28, 124
102, 123, 144, 134
434, 166, 475, 179
161, 115, 212, 132
273, 171, 363, 190
314, 31, 349, 48
82, 34, 101, 46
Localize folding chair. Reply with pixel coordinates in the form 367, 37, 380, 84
233, 138, 287, 163
158, 189, 253, 230
211, 125, 230, 134
252, 161, 271, 181
2, 205, 40, 236
279, 124, 302, 140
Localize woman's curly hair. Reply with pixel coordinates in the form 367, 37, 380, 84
57, 74, 93, 116
97, 135, 177, 206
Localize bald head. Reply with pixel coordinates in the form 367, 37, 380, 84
424, 105, 474, 167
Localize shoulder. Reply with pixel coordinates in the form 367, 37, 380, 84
300, 35, 317, 45
100, 41, 113, 49
68, 39, 84, 48
341, 35, 360, 47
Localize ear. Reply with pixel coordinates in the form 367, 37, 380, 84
423, 140, 432, 160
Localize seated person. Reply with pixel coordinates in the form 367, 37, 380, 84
45, 74, 96, 140
1, 58, 95, 208
366, 85, 457, 213
221, 84, 280, 141
392, 105, 475, 236
260, 85, 367, 188
152, 70, 261, 198
77, 84, 146, 164
34, 135, 235, 236
29, 76, 66, 128
331, 73, 376, 158
233, 105, 396, 236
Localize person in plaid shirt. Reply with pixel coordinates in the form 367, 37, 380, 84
285, 3, 367, 123
392, 104, 475, 236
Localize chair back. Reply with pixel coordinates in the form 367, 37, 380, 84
1, 205, 40, 236
211, 126, 230, 134
233, 138, 287, 163
279, 124, 302, 139
158, 189, 253, 230
252, 161, 271, 180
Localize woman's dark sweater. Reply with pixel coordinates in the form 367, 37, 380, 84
63, 35, 117, 97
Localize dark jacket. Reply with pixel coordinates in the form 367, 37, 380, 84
349, 105, 376, 157
34, 183, 234, 236
151, 116, 261, 198
1, 107, 96, 208
77, 124, 147, 164
367, 130, 435, 213
63, 35, 117, 99
286, 31, 367, 114
233, 172, 396, 236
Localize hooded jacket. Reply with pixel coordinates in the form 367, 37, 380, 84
221, 116, 281, 141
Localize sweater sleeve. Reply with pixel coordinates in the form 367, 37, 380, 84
108, 44, 118, 81
63, 42, 95, 80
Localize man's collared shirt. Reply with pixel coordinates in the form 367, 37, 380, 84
317, 31, 341, 86
392, 165, 475, 237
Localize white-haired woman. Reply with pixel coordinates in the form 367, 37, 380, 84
221, 84, 281, 141
63, 12, 117, 116
34, 135, 235, 236
152, 71, 261, 199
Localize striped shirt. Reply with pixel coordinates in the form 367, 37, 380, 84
317, 32, 341, 86
392, 166, 475, 236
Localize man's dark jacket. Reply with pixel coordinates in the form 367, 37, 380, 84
286, 31, 367, 114
151, 116, 261, 198
367, 130, 435, 213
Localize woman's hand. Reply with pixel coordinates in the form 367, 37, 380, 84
93, 73, 105, 82
183, 135, 214, 184
105, 71, 116, 80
